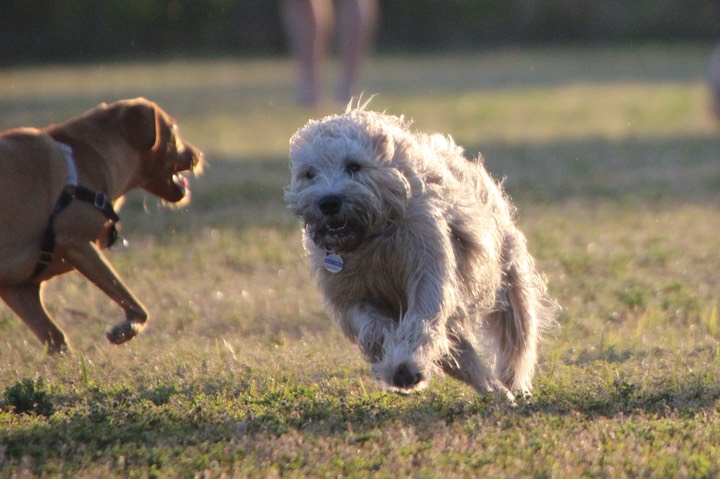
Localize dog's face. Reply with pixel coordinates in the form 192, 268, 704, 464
55, 98, 203, 206
118, 99, 204, 206
285, 111, 410, 253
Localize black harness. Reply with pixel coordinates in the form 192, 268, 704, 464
32, 144, 120, 278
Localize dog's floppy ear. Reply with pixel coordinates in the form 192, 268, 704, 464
122, 101, 157, 151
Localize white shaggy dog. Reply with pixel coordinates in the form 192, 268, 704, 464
285, 106, 556, 400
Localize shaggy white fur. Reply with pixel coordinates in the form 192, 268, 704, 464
285, 105, 557, 400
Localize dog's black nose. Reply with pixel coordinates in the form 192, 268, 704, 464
318, 195, 342, 216
392, 364, 423, 389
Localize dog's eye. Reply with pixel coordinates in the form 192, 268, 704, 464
303, 169, 316, 180
345, 162, 362, 175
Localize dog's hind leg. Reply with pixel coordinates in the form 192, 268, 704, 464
441, 336, 515, 401
0, 283, 69, 353
489, 230, 549, 396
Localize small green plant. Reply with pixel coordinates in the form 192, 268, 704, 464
616, 284, 649, 310
3, 377, 54, 417
703, 305, 719, 338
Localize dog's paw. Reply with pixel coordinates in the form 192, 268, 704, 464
106, 321, 142, 345
46, 339, 70, 355
519, 389, 533, 402
497, 388, 517, 406
478, 377, 516, 404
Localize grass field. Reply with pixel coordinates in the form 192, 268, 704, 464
1, 43, 720, 478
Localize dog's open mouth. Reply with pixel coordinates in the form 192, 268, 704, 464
155, 169, 194, 205
310, 218, 365, 252
169, 153, 202, 200
326, 219, 350, 236
173, 172, 190, 193
168, 146, 203, 200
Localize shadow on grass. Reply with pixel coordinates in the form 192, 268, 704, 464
473, 133, 720, 206
3, 368, 720, 473
535, 370, 720, 420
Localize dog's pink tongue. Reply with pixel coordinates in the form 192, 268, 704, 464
176, 175, 190, 188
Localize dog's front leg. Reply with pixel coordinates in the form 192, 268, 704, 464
59, 240, 148, 345
373, 270, 456, 391
342, 302, 396, 363
0, 283, 69, 353
440, 336, 515, 401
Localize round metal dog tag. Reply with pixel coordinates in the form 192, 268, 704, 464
324, 253, 344, 273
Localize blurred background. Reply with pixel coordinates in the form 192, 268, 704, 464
1, 0, 718, 65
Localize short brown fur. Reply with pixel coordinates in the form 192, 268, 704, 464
0, 98, 203, 353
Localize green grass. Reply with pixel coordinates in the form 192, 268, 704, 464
1, 43, 720, 477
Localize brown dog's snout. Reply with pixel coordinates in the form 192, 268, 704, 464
178, 142, 204, 173
319, 195, 343, 216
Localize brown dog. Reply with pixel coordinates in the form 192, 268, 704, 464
0, 98, 203, 353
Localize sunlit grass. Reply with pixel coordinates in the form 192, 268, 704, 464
392, 82, 712, 144
1, 43, 720, 477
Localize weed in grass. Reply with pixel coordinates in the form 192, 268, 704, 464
702, 305, 719, 338
79, 353, 91, 387
634, 306, 666, 342
143, 384, 177, 407
2, 377, 55, 417
659, 281, 701, 322
616, 283, 650, 311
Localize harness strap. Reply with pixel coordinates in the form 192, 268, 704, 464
65, 185, 120, 223
32, 143, 120, 278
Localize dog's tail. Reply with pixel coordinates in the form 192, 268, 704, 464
489, 229, 558, 394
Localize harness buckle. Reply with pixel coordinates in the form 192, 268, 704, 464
93, 192, 108, 210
